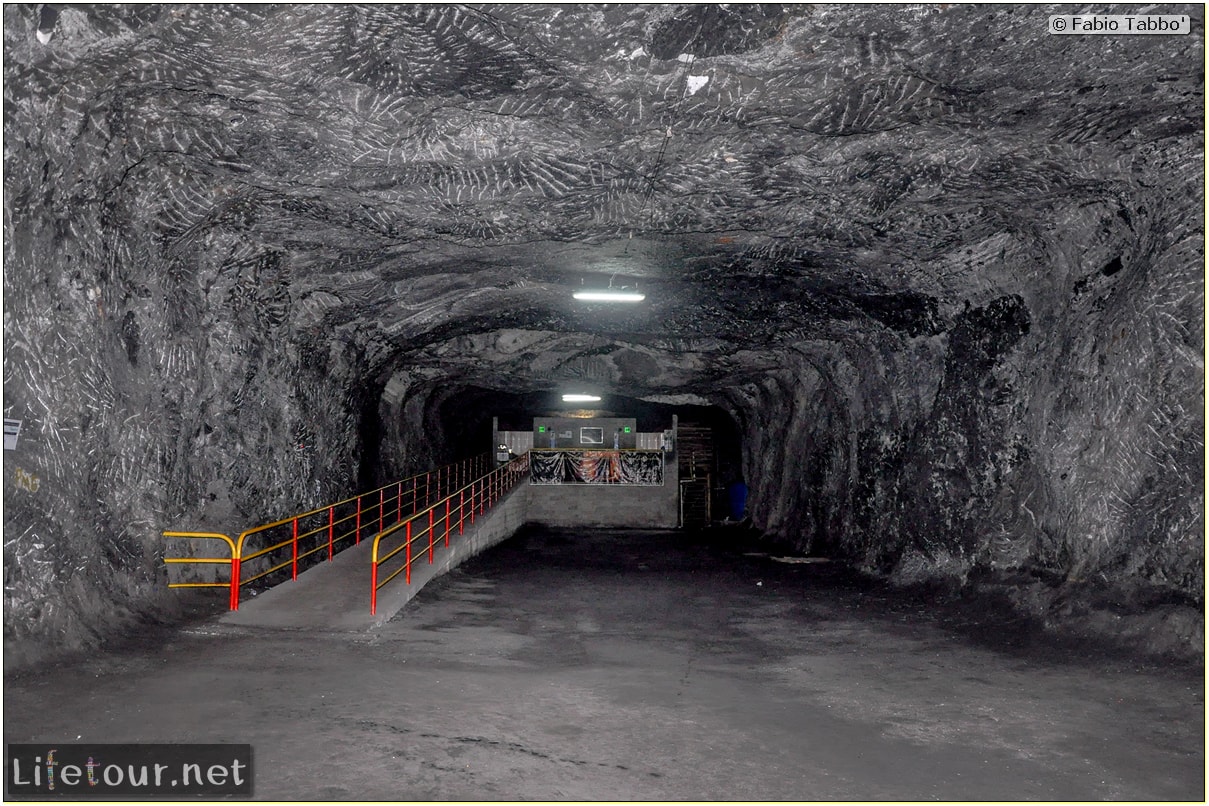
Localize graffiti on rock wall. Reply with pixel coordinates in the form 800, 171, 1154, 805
13, 467, 41, 493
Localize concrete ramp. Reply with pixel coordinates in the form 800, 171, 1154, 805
221, 486, 528, 630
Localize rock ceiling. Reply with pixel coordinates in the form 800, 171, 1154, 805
7, 3, 1201, 399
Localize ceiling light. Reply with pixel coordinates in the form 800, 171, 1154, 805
572, 289, 645, 302
562, 394, 602, 402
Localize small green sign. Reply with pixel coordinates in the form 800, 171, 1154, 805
624, 426, 632, 433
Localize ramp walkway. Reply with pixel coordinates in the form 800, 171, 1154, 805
163, 453, 529, 631
221, 483, 528, 630
162, 445, 675, 631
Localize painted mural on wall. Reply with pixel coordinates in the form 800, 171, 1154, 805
530, 450, 664, 486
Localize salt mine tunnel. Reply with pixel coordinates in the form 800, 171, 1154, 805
2, 3, 1204, 801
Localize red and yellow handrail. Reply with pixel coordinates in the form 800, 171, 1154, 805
370, 452, 529, 615
162, 531, 241, 609
163, 452, 496, 610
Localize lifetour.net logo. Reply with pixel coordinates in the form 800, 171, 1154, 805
6, 744, 252, 796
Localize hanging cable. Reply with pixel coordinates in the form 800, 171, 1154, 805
624, 12, 707, 255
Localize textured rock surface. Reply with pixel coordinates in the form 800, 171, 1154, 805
3, 4, 1203, 662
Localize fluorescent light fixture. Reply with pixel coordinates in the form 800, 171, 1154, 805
562, 393, 602, 402
573, 289, 645, 302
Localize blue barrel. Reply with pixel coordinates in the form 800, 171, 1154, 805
728, 482, 748, 520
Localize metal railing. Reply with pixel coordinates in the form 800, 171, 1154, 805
370, 452, 529, 615
163, 452, 495, 611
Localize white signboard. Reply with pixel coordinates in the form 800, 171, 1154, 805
4, 419, 22, 451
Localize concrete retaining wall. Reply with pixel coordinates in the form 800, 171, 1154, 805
424, 483, 530, 583
369, 482, 532, 624
522, 455, 680, 529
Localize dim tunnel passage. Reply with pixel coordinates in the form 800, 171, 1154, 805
3, 524, 1202, 801
160, 393, 748, 625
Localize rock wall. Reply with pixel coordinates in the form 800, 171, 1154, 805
733, 163, 1203, 633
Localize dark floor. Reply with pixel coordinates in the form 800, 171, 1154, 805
4, 526, 1204, 800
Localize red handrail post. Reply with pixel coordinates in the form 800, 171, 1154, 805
397, 482, 403, 523
371, 560, 378, 615
471, 480, 477, 524
328, 506, 335, 560
356, 496, 362, 544
229, 556, 241, 611
428, 508, 435, 563
426, 472, 431, 507
444, 499, 451, 547
412, 477, 418, 514
405, 521, 412, 585
459, 490, 465, 534
292, 517, 299, 580
378, 488, 384, 532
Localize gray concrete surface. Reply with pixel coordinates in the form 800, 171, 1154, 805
4, 526, 1203, 800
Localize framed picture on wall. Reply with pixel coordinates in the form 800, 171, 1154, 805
580, 426, 604, 445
